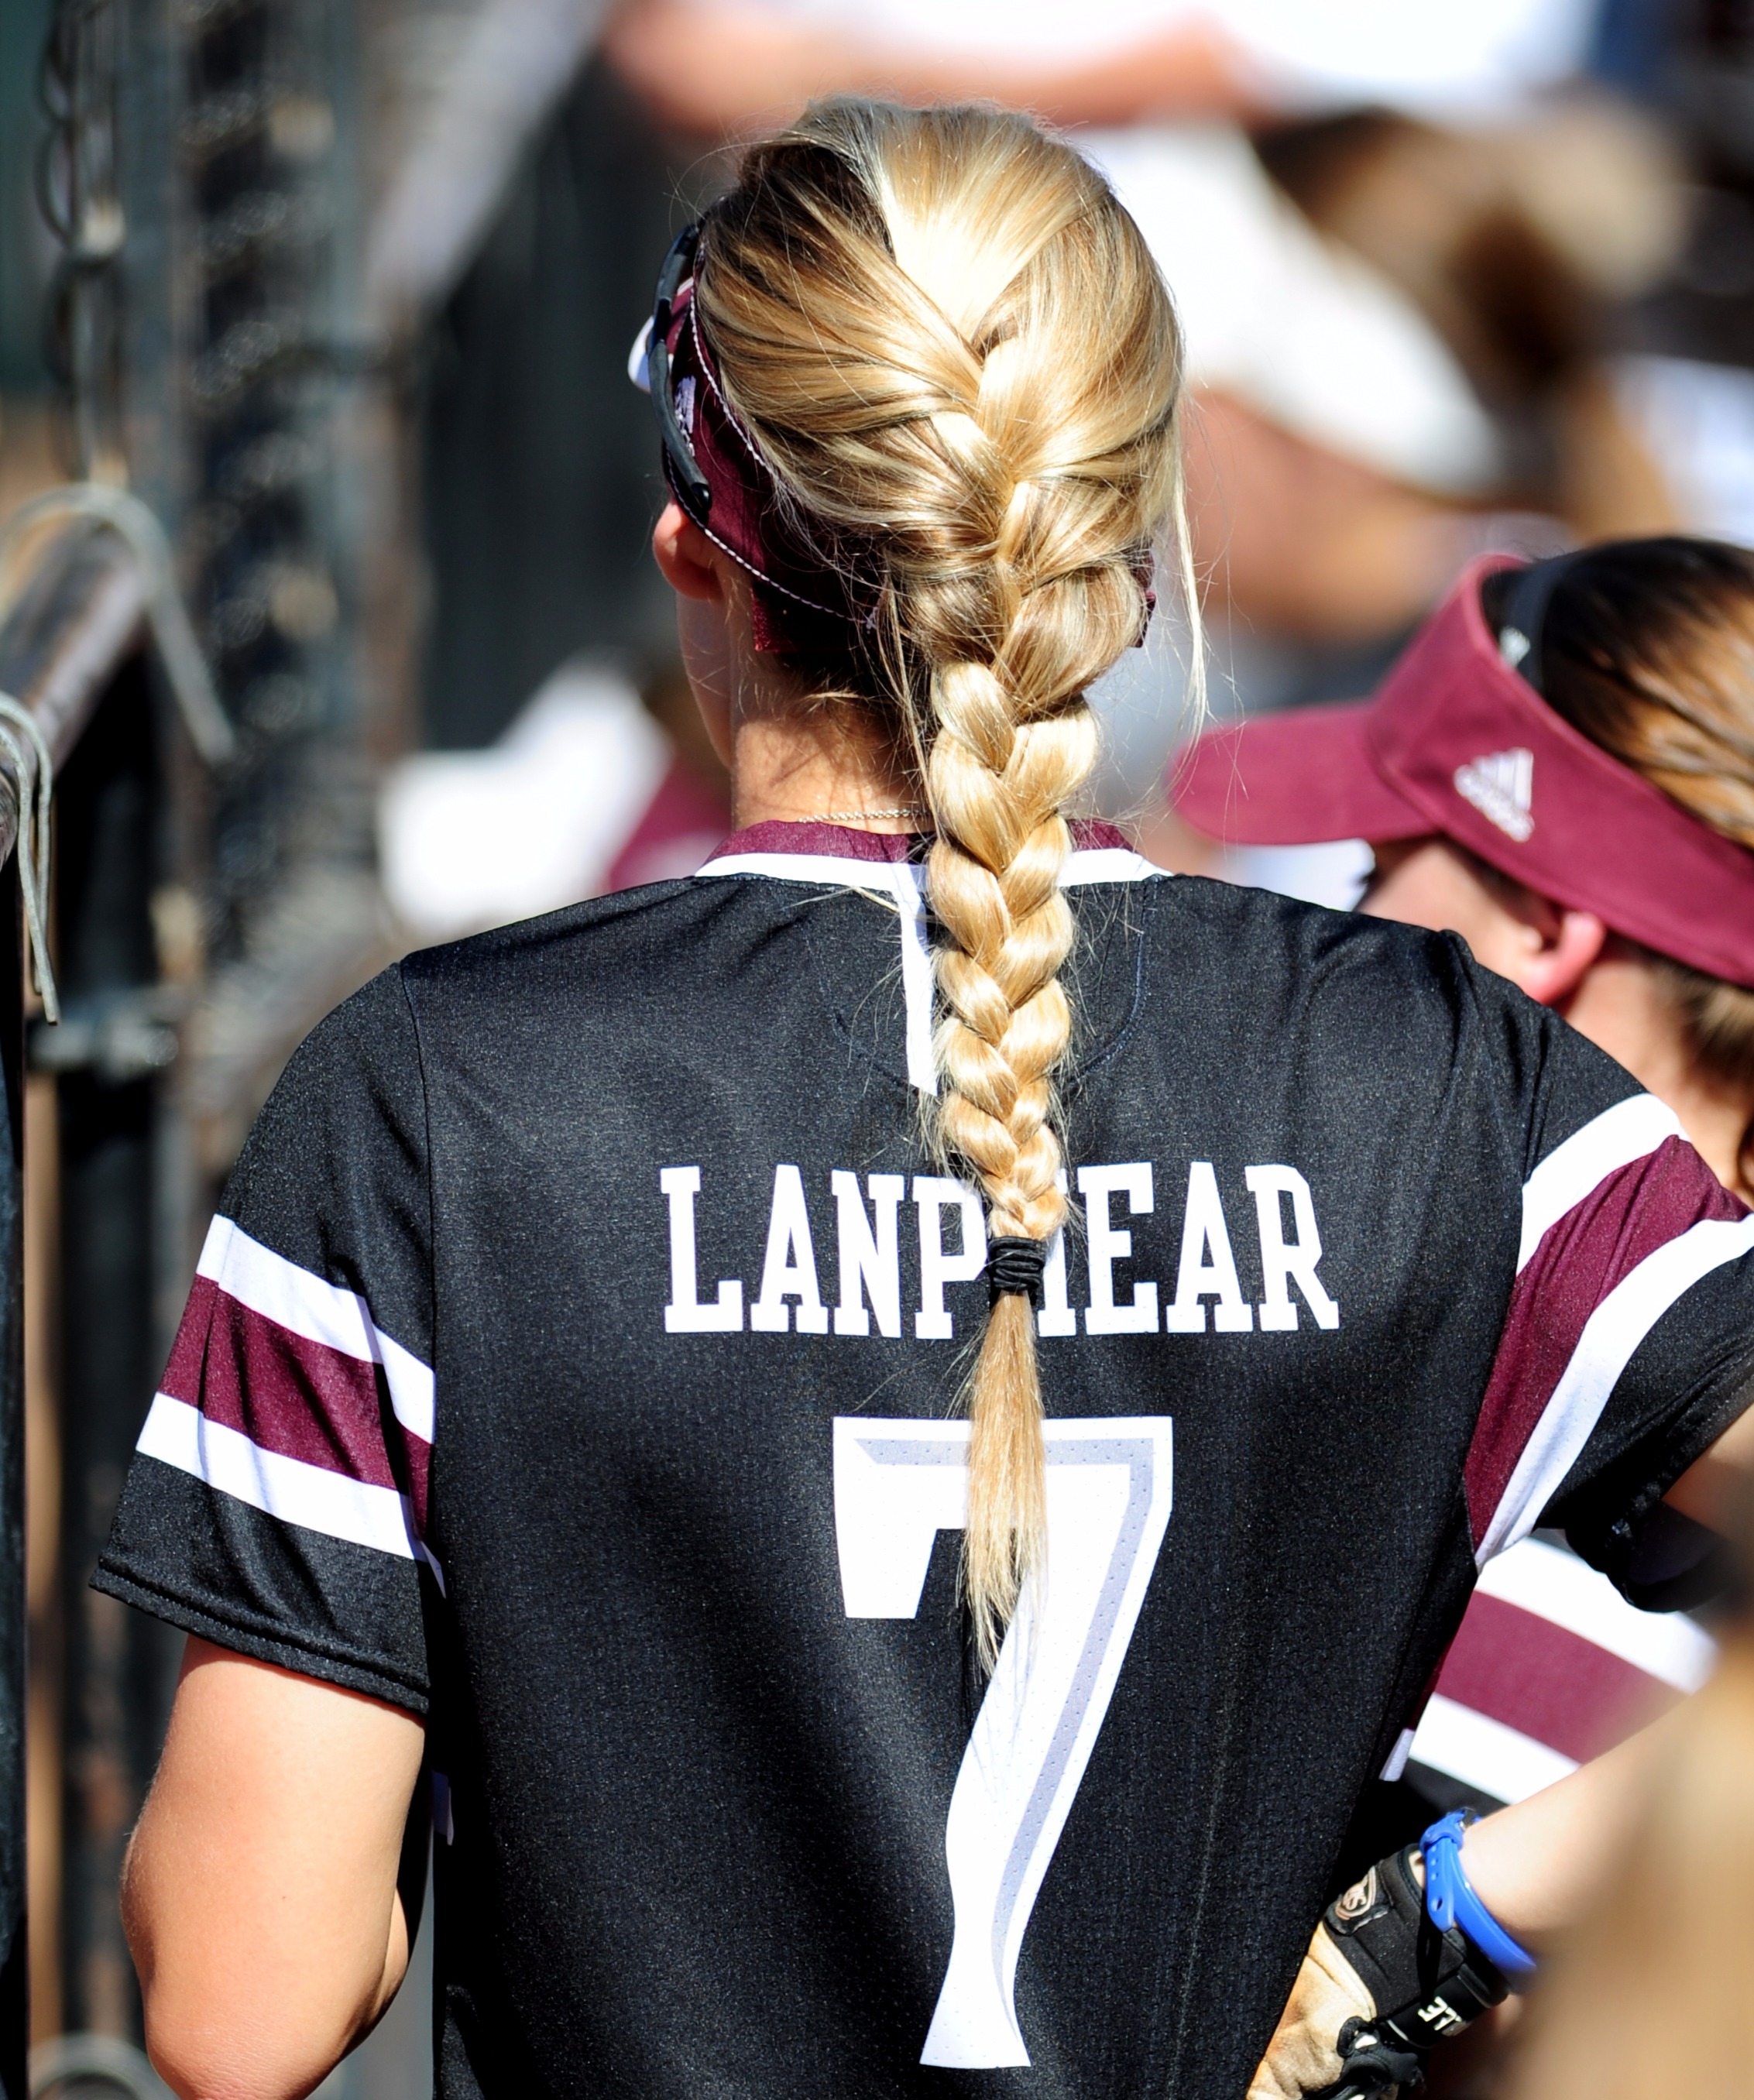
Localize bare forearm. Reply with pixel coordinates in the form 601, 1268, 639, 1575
1451, 1708, 1681, 1948
126, 1641, 425, 2100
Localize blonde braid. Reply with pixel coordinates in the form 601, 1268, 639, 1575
697, 99, 1190, 1665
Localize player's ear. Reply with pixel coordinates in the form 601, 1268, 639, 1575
1519, 904, 1608, 1008
652, 501, 726, 603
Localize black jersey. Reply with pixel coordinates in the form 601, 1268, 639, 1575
98, 821, 1754, 2098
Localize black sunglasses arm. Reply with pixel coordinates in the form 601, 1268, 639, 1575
647, 223, 712, 516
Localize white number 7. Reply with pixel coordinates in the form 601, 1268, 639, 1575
833, 1415, 1175, 2069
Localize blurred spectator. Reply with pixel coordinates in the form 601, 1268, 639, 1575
1257, 100, 1685, 542
1612, 353, 1754, 548
602, 0, 1607, 140
379, 657, 727, 941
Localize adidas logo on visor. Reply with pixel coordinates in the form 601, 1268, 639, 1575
1454, 748, 1534, 842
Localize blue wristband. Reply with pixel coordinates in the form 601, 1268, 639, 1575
1420, 1811, 1536, 1979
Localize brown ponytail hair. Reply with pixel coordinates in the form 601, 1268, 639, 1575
1509, 538, 1754, 1189
694, 100, 1189, 1662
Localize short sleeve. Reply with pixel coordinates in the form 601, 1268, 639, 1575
94, 966, 434, 1713
1464, 1004, 1754, 1590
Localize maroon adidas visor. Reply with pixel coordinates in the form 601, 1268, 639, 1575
1173, 554, 1754, 990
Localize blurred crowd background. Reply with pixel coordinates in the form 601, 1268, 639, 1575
3, 0, 1754, 2092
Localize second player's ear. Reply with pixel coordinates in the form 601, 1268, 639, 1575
1519, 906, 1608, 1008
652, 501, 725, 603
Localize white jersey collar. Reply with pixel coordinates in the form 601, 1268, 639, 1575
696, 818, 1167, 887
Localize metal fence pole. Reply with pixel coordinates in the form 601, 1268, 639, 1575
0, 523, 156, 2081
0, 837, 29, 2098
50, 657, 177, 2040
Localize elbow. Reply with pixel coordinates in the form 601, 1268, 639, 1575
141, 2025, 254, 2100
133, 1921, 361, 2100
142, 2026, 266, 2100
141, 1993, 355, 2100
125, 1847, 355, 2100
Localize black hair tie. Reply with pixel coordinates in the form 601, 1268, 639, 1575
987, 1235, 1048, 1307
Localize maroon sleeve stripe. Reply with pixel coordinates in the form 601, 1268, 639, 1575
1430, 1592, 1680, 1765
194, 1215, 434, 1443
159, 1274, 431, 1532
1466, 1135, 1744, 1554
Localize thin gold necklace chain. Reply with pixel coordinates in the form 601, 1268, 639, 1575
813, 807, 932, 824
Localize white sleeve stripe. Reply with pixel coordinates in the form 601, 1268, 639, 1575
1477, 1213, 1754, 1566
1378, 1726, 1416, 1782
1474, 1539, 1715, 1690
1409, 1695, 1579, 1805
1518, 1094, 1684, 1273
136, 1393, 444, 1580
197, 1216, 435, 1445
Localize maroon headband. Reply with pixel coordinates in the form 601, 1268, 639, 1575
1175, 554, 1754, 990
654, 250, 878, 653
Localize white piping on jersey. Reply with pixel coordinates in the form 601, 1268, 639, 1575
1379, 1727, 1416, 1783
1475, 1537, 1714, 1691
1476, 1211, 1754, 1567
198, 1216, 434, 1446
1517, 1094, 1683, 1274
696, 853, 936, 1093
136, 1391, 445, 1588
894, 864, 935, 1096
1410, 1694, 1577, 1803
694, 845, 1168, 1096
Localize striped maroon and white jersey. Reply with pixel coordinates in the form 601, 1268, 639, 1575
1379, 1089, 1742, 1814
1404, 1533, 1714, 1808
98, 822, 1754, 2100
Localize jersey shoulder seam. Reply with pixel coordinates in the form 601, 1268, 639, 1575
393, 955, 441, 1447
1059, 876, 1162, 1093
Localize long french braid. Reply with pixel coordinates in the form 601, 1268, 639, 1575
697, 99, 1192, 1664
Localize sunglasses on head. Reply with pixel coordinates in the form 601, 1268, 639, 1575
645, 222, 712, 516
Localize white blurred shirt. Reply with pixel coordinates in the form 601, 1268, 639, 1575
681, 0, 1599, 116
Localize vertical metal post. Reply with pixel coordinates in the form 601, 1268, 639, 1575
53, 664, 177, 2043
0, 832, 31, 2097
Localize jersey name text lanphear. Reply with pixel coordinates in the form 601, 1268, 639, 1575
661, 1160, 1340, 1337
